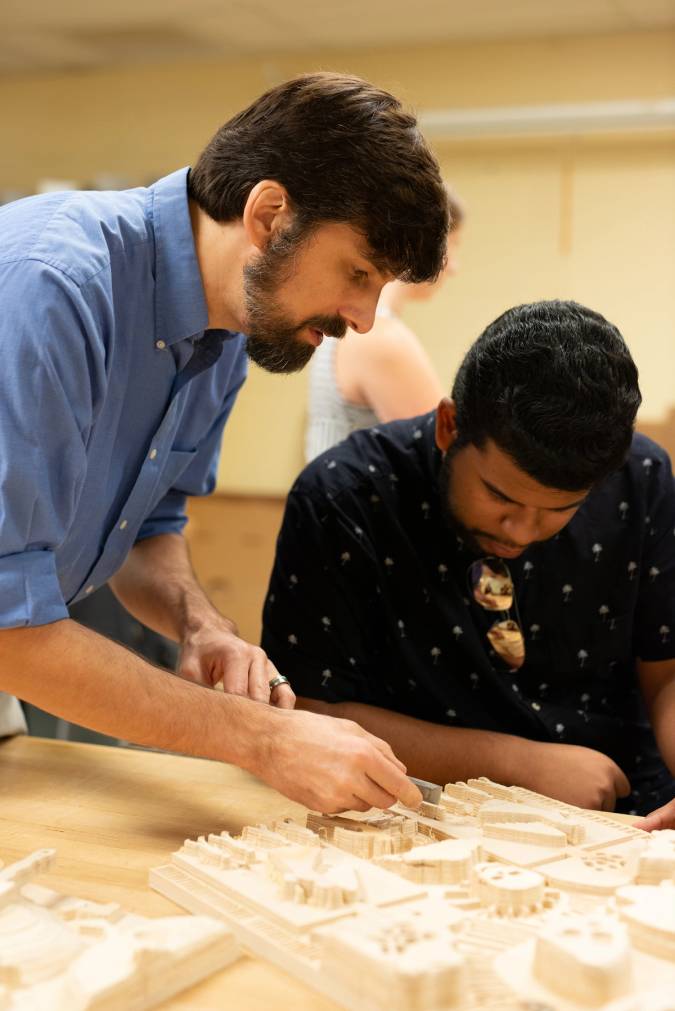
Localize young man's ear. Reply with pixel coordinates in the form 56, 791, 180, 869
242, 181, 293, 251
435, 397, 459, 454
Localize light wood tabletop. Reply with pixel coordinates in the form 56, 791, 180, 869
0, 735, 639, 1009
0, 734, 341, 1011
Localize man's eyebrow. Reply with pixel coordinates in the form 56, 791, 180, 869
481, 478, 586, 512
357, 245, 391, 282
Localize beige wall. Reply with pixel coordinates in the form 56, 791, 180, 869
3, 31, 674, 495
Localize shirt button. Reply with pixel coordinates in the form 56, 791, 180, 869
119, 519, 128, 530
85, 585, 94, 594
149, 448, 158, 460
155, 340, 167, 350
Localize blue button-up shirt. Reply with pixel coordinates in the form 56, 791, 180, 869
0, 168, 247, 628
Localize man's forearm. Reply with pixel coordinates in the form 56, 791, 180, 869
0, 620, 261, 766
297, 697, 531, 787
109, 532, 225, 642
0, 622, 428, 813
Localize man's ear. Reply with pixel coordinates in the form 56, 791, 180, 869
242, 180, 293, 251
435, 397, 459, 453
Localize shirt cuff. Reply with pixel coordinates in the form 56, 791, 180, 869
0, 550, 69, 628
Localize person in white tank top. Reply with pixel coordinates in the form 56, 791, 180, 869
305, 186, 464, 462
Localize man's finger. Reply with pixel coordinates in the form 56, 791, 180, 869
177, 660, 210, 686
356, 776, 398, 810
368, 734, 407, 773
220, 666, 253, 696
366, 748, 422, 809
248, 651, 271, 703
271, 683, 296, 709
346, 796, 372, 813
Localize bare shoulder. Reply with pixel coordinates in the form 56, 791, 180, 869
340, 318, 425, 366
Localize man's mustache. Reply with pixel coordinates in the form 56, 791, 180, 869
302, 315, 348, 340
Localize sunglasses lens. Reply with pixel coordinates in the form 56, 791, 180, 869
487, 619, 526, 670
469, 558, 514, 611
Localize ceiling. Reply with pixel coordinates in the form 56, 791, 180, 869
2, 0, 675, 76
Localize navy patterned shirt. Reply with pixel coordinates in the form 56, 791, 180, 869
262, 413, 675, 815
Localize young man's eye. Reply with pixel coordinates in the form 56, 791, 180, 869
489, 488, 509, 503
353, 269, 368, 283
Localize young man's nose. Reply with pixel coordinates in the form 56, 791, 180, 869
501, 509, 541, 546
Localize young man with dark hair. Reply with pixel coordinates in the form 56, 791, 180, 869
0, 73, 447, 813
262, 300, 675, 827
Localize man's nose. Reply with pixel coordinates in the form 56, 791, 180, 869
501, 509, 541, 546
341, 293, 379, 334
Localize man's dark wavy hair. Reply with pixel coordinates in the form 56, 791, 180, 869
451, 300, 642, 491
188, 72, 448, 283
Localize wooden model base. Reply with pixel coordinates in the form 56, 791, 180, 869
150, 778, 675, 1010
0, 847, 239, 1010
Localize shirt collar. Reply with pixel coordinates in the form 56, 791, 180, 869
150, 167, 209, 346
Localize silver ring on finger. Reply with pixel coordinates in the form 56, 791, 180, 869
268, 674, 291, 691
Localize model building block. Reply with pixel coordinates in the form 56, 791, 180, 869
316, 900, 467, 1011
151, 777, 675, 1011
616, 881, 675, 960
0, 848, 238, 1010
635, 829, 675, 884
532, 911, 632, 1005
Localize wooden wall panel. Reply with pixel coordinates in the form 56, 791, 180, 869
185, 495, 285, 646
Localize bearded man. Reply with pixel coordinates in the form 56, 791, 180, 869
0, 73, 448, 814
263, 301, 675, 827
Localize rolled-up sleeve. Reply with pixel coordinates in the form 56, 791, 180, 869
0, 261, 99, 628
136, 491, 190, 542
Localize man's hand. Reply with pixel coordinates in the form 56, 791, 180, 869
523, 742, 630, 810
252, 708, 423, 813
634, 798, 675, 831
179, 618, 295, 709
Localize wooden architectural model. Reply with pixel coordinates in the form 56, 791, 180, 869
0, 846, 238, 1010
151, 777, 675, 1010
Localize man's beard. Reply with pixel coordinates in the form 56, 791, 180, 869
437, 446, 486, 557
242, 226, 347, 374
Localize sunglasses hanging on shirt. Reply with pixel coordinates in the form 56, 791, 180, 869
467, 557, 526, 671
